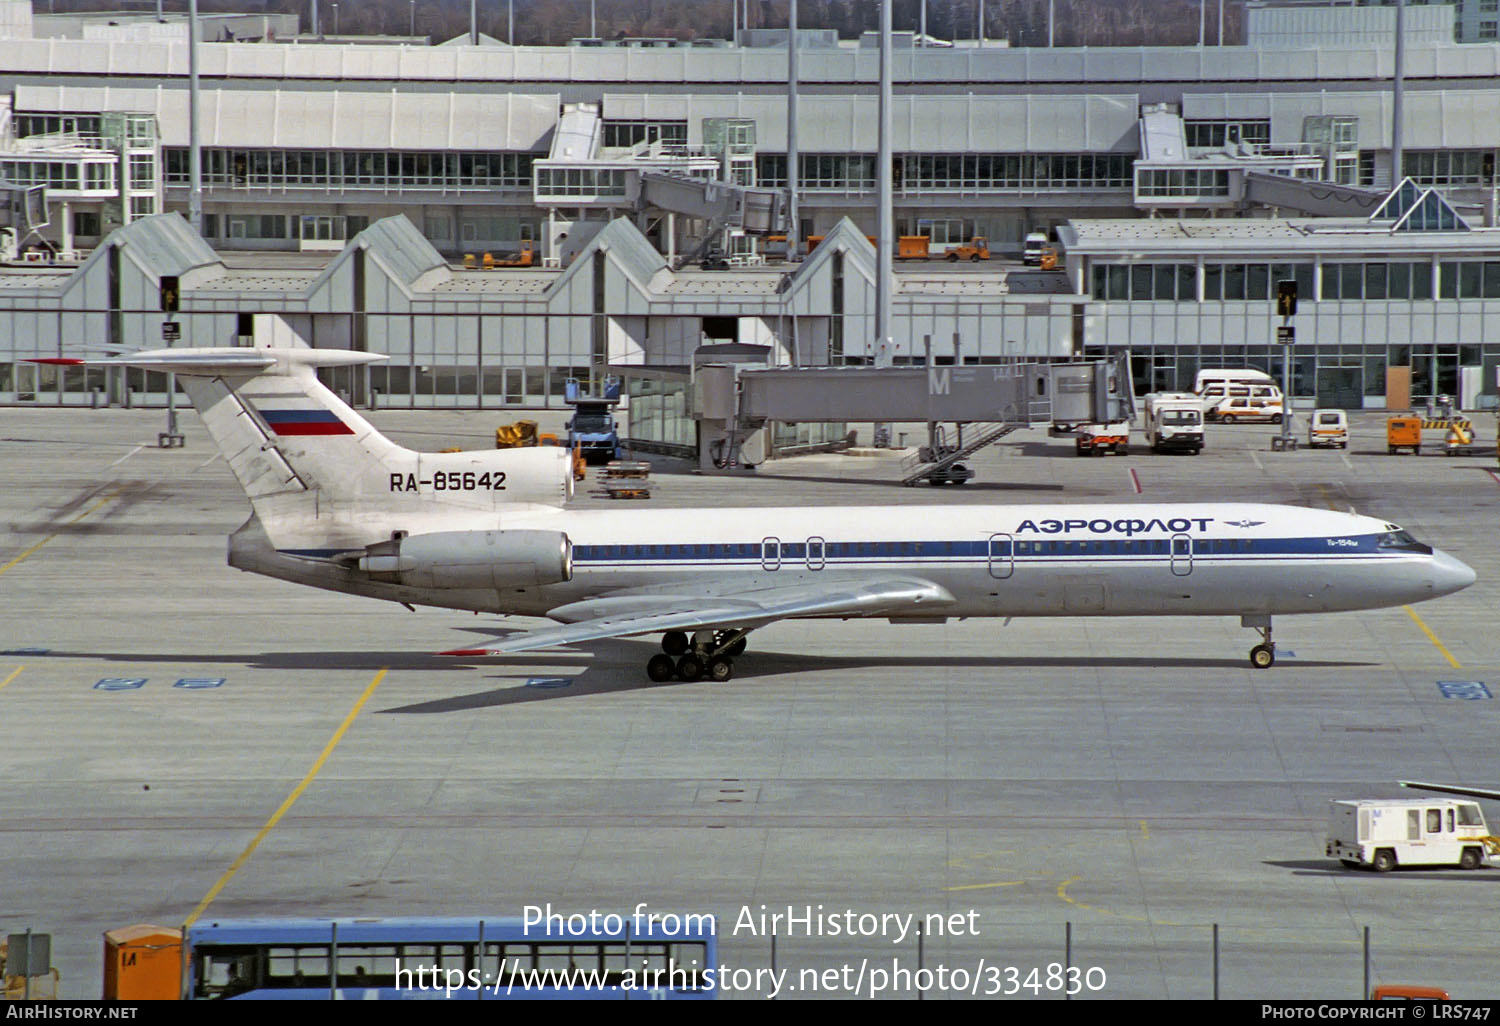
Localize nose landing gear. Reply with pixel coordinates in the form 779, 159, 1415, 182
648, 629, 750, 681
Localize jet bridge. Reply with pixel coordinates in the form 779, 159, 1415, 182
691, 354, 1134, 482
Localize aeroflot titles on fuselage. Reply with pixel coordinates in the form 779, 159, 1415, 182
1016, 517, 1217, 536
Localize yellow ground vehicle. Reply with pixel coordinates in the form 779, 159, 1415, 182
944, 236, 991, 262
1386, 414, 1423, 454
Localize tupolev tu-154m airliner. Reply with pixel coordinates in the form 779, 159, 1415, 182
96, 342, 1475, 682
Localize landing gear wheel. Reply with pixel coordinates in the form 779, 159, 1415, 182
675, 653, 705, 682
1460, 847, 1483, 870
1249, 643, 1275, 669
707, 657, 734, 683
646, 654, 677, 682
1373, 849, 1397, 873
662, 631, 689, 656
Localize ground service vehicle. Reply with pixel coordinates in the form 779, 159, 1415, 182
1387, 414, 1423, 454
170, 917, 717, 999
1211, 392, 1285, 424
1143, 393, 1204, 454
1193, 368, 1277, 395
945, 236, 990, 262
1074, 420, 1130, 456
1022, 232, 1048, 265
1203, 384, 1284, 423
1326, 798, 1493, 872
565, 377, 623, 464
1307, 409, 1349, 448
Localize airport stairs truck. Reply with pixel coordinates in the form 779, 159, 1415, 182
1143, 392, 1205, 454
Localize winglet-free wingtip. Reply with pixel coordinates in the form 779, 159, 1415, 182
439, 648, 494, 657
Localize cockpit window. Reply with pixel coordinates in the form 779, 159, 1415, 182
1377, 529, 1433, 554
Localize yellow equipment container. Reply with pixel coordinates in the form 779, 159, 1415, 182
495, 419, 539, 449
896, 236, 931, 260
1386, 414, 1423, 454
102, 925, 182, 1000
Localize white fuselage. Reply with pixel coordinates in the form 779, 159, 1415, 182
231, 502, 1474, 621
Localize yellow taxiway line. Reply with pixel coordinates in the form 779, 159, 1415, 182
1403, 606, 1462, 669
185, 668, 389, 926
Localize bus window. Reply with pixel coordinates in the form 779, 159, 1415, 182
1426, 809, 1441, 833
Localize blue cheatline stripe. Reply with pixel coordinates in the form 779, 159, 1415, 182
569, 535, 1392, 563
261, 409, 344, 424
277, 535, 1415, 566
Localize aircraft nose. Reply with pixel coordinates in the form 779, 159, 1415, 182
1428, 548, 1477, 597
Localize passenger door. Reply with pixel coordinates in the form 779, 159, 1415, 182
1170, 534, 1193, 577
987, 533, 1014, 579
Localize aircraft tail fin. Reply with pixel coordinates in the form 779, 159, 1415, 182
105, 344, 573, 530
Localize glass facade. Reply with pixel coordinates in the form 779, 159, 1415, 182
163, 148, 536, 190
754, 153, 1132, 191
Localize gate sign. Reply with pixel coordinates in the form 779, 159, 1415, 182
1276, 326, 1295, 345
162, 321, 181, 342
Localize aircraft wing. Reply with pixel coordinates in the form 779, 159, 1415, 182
440, 577, 955, 656
1399, 780, 1500, 802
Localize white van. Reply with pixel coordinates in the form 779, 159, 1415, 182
1201, 382, 1285, 423
1142, 392, 1204, 454
1193, 368, 1276, 396
1307, 409, 1349, 448
1326, 798, 1492, 872
1022, 232, 1049, 265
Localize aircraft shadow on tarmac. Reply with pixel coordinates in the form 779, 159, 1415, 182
37, 643, 1373, 713
1265, 859, 1497, 881
380, 645, 1375, 713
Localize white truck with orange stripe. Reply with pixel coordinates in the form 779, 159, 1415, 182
1326, 798, 1494, 872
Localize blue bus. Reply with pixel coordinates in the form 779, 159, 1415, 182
185, 915, 717, 1000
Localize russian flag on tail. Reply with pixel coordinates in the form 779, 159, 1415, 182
261, 409, 355, 436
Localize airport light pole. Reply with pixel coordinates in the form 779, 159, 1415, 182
874, 0, 894, 446
786, 0, 798, 259
332, 2, 339, 35
188, 0, 201, 234
1393, 0, 1406, 184
409, 0, 415, 37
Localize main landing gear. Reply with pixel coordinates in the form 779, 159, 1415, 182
1243, 614, 1276, 669
646, 629, 749, 682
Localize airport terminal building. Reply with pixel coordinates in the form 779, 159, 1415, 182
2, 0, 1500, 412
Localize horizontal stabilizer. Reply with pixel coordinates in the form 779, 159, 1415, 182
99, 346, 386, 378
